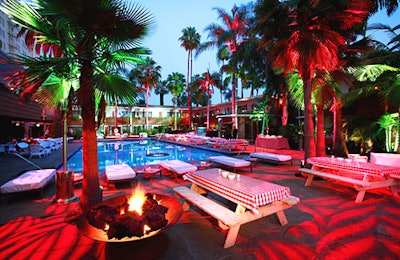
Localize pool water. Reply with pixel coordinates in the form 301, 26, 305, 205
66, 139, 223, 172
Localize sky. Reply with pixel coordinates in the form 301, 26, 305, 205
131, 0, 399, 106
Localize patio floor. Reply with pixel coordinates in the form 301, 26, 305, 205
0, 140, 399, 259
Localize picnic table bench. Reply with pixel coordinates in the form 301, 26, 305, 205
176, 169, 299, 248
303, 157, 400, 203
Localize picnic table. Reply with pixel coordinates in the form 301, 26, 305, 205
300, 157, 400, 203
174, 168, 299, 248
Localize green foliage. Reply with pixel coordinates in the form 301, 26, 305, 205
378, 113, 399, 152
250, 96, 270, 134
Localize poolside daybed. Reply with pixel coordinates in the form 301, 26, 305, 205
159, 160, 198, 180
0, 169, 56, 200
249, 152, 292, 165
208, 156, 252, 172
105, 164, 136, 185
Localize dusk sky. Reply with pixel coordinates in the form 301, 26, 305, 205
132, 0, 399, 106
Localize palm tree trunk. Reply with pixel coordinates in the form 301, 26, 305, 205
79, 61, 101, 210
174, 96, 178, 130
281, 92, 288, 126
114, 97, 118, 133
395, 110, 399, 152
316, 104, 326, 157
207, 89, 210, 130
187, 50, 192, 130
303, 76, 316, 165
332, 95, 348, 157
145, 82, 149, 131
159, 94, 164, 106
232, 72, 237, 128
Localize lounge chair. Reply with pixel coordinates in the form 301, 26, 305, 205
249, 152, 292, 165
105, 164, 136, 185
159, 160, 198, 180
220, 139, 248, 152
0, 169, 56, 200
208, 156, 252, 172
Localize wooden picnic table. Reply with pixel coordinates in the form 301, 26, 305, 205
302, 157, 400, 203
175, 168, 299, 248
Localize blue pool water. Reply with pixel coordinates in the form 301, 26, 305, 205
66, 139, 224, 172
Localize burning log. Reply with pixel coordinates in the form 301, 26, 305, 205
86, 193, 169, 240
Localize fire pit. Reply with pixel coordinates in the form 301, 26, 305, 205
77, 192, 183, 242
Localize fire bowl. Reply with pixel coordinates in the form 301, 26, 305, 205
77, 193, 183, 242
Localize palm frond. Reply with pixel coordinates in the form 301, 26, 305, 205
349, 64, 399, 81
94, 73, 139, 105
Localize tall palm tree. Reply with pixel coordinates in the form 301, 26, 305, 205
179, 27, 200, 130
254, 0, 373, 163
166, 72, 186, 130
1, 0, 154, 210
192, 71, 221, 130
197, 5, 249, 128
129, 57, 161, 131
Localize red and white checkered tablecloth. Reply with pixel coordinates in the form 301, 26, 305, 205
184, 169, 291, 211
307, 157, 400, 178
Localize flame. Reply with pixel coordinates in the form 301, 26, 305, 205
128, 185, 146, 215
104, 224, 110, 231
143, 224, 151, 234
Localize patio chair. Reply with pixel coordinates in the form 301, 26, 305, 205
16, 142, 30, 157
29, 144, 47, 158
35, 139, 53, 155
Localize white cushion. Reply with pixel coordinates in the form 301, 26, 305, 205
105, 164, 136, 181
209, 156, 250, 167
159, 160, 197, 174
0, 169, 56, 193
249, 152, 292, 162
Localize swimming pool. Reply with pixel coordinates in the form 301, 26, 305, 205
66, 139, 224, 172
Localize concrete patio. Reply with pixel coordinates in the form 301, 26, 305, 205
0, 140, 399, 259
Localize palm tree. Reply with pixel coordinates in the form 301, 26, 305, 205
129, 57, 162, 131
179, 27, 200, 130
192, 71, 221, 130
189, 74, 208, 107
1, 0, 154, 210
154, 80, 169, 106
249, 95, 271, 135
166, 72, 186, 130
254, 0, 373, 163
197, 5, 249, 128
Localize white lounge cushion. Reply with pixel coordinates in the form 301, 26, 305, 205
208, 156, 250, 167
249, 152, 292, 162
0, 169, 56, 194
105, 164, 136, 182
159, 160, 198, 175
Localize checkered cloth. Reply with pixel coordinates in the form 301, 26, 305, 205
184, 169, 291, 211
307, 157, 400, 178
